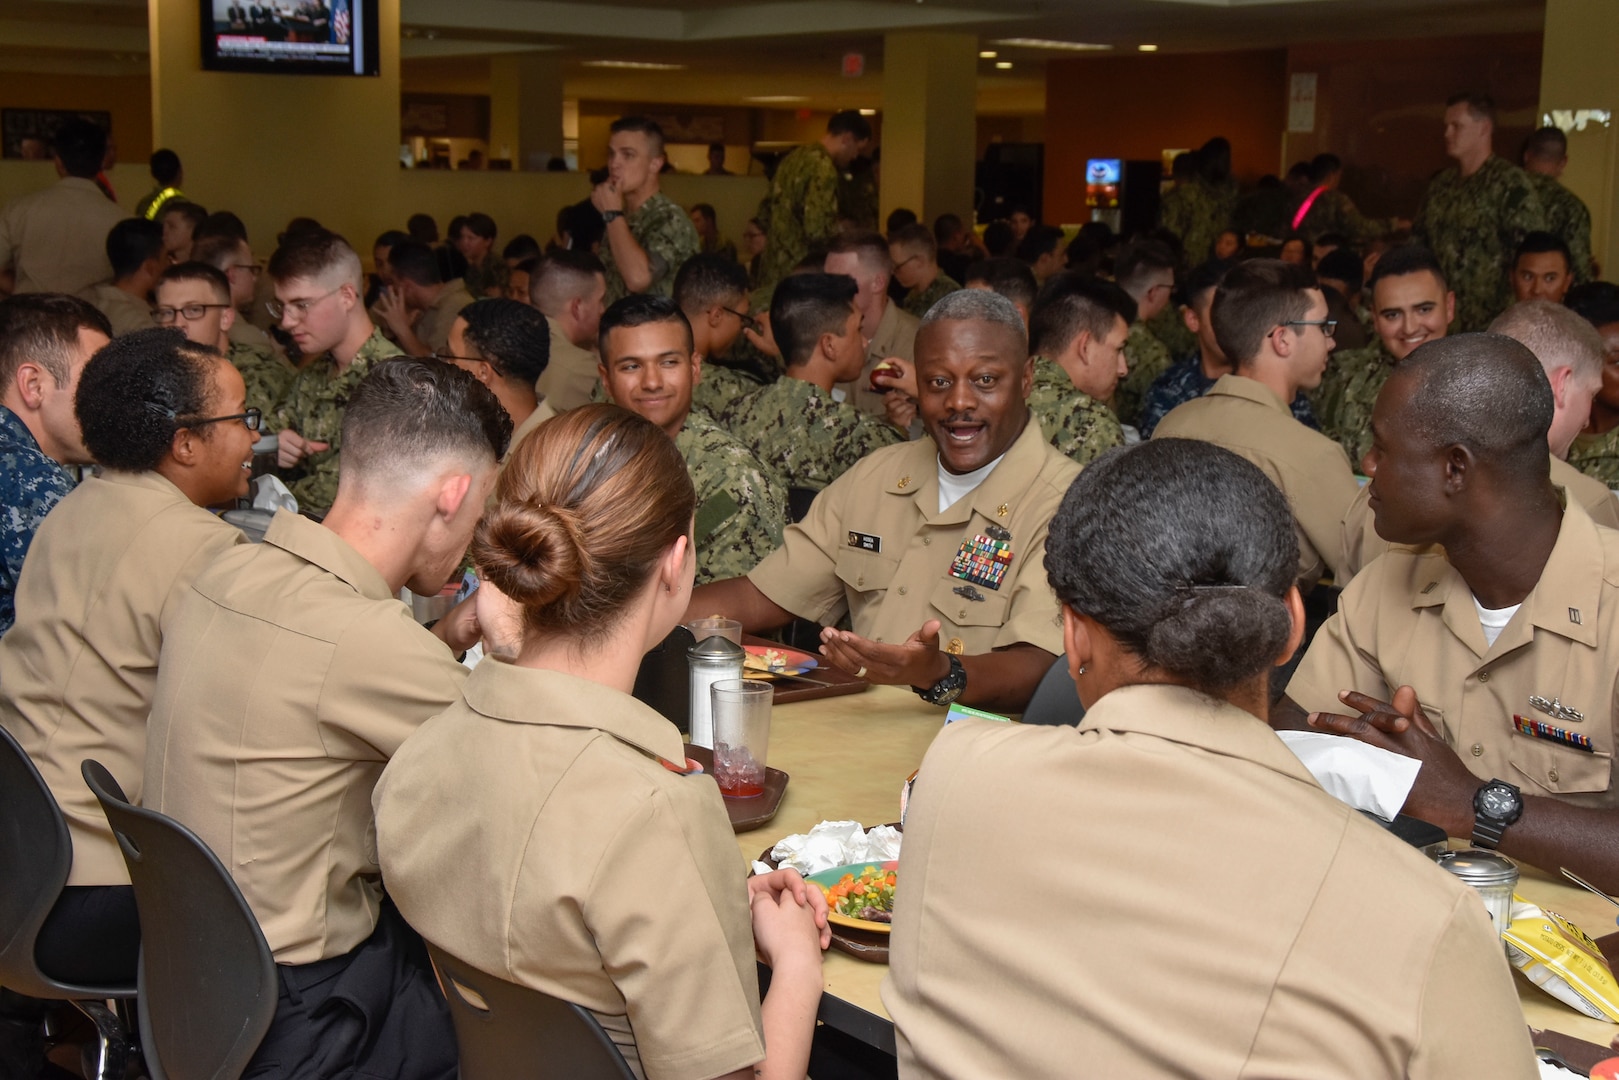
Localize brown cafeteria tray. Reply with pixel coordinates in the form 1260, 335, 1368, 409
742, 634, 871, 704
684, 744, 788, 832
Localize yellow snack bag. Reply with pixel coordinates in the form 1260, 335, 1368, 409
1504, 896, 1619, 1022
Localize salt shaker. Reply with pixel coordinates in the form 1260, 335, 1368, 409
1437, 849, 1519, 937
688, 634, 744, 749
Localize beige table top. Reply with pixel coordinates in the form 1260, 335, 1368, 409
731, 685, 1619, 1054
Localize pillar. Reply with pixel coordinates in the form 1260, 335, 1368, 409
1539, 0, 1619, 272
489, 53, 565, 172
881, 31, 977, 228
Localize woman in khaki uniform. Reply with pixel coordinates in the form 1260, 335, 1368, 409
375, 404, 827, 1080
883, 439, 1537, 1080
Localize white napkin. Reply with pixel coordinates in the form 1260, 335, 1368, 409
761, 820, 903, 877
1275, 730, 1421, 820
252, 474, 298, 514
1538, 1061, 1582, 1079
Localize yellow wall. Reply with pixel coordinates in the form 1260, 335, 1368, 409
0, 72, 154, 163
1539, 0, 1618, 271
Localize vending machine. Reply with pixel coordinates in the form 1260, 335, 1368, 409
1085, 158, 1162, 237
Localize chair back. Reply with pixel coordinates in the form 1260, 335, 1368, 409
426, 944, 635, 1080
785, 486, 819, 524
0, 725, 135, 1000
632, 624, 694, 734
1019, 654, 1086, 727
81, 760, 276, 1080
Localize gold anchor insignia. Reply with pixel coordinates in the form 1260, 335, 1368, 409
946, 637, 965, 655
897, 476, 911, 489
996, 503, 1009, 518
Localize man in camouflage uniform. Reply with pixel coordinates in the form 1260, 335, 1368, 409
455, 213, 510, 299
0, 294, 110, 635
1025, 277, 1133, 465
1414, 92, 1546, 332
720, 273, 902, 495
1292, 153, 1410, 245
155, 262, 296, 419
757, 111, 871, 292
592, 117, 700, 304
1522, 126, 1594, 285
888, 223, 960, 320
266, 230, 403, 515
1565, 283, 1619, 485
1108, 239, 1179, 428
674, 253, 774, 420
1158, 161, 1238, 267
598, 294, 785, 583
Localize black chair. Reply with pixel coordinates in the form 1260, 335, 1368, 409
1018, 654, 1086, 727
426, 943, 635, 1080
81, 760, 277, 1080
0, 725, 135, 1080
785, 486, 819, 524
632, 624, 695, 733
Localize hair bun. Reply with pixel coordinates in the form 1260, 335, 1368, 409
1144, 589, 1291, 694
474, 499, 591, 611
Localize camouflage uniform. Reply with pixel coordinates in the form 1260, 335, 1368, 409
1026, 355, 1125, 466
1112, 321, 1175, 429
757, 144, 842, 292
674, 407, 787, 584
463, 257, 511, 300
1568, 429, 1619, 488
601, 191, 701, 304
1527, 172, 1594, 284
691, 362, 765, 421
719, 376, 903, 493
1146, 303, 1196, 361
1294, 188, 1390, 245
902, 273, 961, 320
1414, 156, 1546, 332
838, 166, 879, 232
1310, 340, 1382, 425
1158, 178, 1238, 266
1321, 343, 1396, 470
0, 404, 75, 635
229, 339, 298, 420
268, 327, 403, 515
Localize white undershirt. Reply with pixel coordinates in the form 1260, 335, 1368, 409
937, 452, 1006, 513
1472, 594, 1522, 649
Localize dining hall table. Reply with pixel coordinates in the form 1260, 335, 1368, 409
730, 683, 1619, 1061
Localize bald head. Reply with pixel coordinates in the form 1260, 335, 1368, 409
1392, 333, 1553, 479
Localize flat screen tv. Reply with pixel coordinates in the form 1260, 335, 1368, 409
201, 0, 379, 76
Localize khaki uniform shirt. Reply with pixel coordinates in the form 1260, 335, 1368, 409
1291, 499, 1619, 807
501, 398, 556, 468
1154, 374, 1359, 584
416, 279, 476, 356
143, 511, 468, 963
883, 684, 1537, 1080
0, 471, 242, 886
83, 282, 156, 337
838, 301, 919, 418
0, 177, 126, 295
374, 661, 765, 1080
749, 416, 1077, 655
536, 318, 599, 412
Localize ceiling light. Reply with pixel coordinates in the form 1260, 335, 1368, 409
858, 108, 877, 116
744, 95, 811, 104
995, 61, 1013, 69
1138, 44, 1159, 52
992, 38, 1112, 51
978, 50, 997, 59
582, 60, 686, 71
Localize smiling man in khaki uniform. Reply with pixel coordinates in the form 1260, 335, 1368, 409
825, 231, 920, 418
689, 290, 1079, 714
143, 359, 509, 1079
1281, 334, 1619, 895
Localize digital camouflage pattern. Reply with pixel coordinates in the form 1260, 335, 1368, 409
1414, 156, 1546, 332
1158, 178, 1238, 266
902, 273, 961, 320
1311, 340, 1385, 430
463, 257, 510, 300
268, 327, 403, 515
1528, 172, 1594, 285
718, 375, 903, 492
1146, 302, 1196, 361
229, 339, 298, 420
601, 191, 701, 304
674, 406, 788, 584
1320, 343, 1397, 470
1568, 428, 1619, 488
1294, 188, 1391, 245
757, 144, 842, 292
0, 404, 74, 635
838, 164, 879, 232
1112, 321, 1175, 429
1026, 355, 1125, 466
691, 361, 765, 421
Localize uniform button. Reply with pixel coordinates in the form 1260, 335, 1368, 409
1477, 670, 1490, 683
1549, 767, 1560, 784
857, 575, 865, 587
958, 608, 967, 619
922, 536, 932, 546
1470, 743, 1484, 757
898, 585, 908, 596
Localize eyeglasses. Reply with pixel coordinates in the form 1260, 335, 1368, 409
1282, 318, 1338, 338
266, 287, 342, 322
182, 408, 262, 433
230, 262, 263, 278
719, 306, 760, 334
893, 254, 922, 273
152, 302, 232, 324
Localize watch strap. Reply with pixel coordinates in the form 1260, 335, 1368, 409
602, 209, 623, 223
916, 653, 966, 706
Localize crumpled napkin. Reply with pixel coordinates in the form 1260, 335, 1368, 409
752, 820, 903, 878
1275, 730, 1421, 820
252, 474, 298, 513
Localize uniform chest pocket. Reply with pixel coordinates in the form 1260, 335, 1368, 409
1508, 719, 1613, 797
929, 576, 1010, 628
834, 547, 901, 595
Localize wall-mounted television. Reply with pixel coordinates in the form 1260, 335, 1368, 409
201, 0, 379, 76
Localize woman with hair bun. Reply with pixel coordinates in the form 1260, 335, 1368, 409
375, 403, 827, 1080
883, 438, 1537, 1080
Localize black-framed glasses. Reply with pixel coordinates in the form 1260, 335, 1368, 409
230, 262, 264, 278
266, 287, 341, 322
1282, 318, 1337, 338
152, 302, 232, 324
719, 306, 759, 334
182, 408, 262, 432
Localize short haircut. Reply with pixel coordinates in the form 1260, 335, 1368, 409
1308, 153, 1342, 183
502, 234, 543, 263
387, 240, 444, 287
689, 203, 718, 228
372, 229, 409, 253
0, 293, 111, 390
192, 234, 250, 276
934, 214, 965, 247
530, 249, 606, 315
460, 298, 550, 386
1566, 282, 1619, 329
826, 230, 894, 278
889, 223, 937, 262
268, 229, 364, 290
826, 110, 872, 141
771, 273, 859, 369
75, 328, 221, 472
1396, 333, 1552, 479
51, 120, 106, 178
1209, 258, 1318, 367
459, 212, 497, 241
1016, 225, 1066, 265
279, 217, 326, 244
1367, 244, 1448, 295
1315, 248, 1364, 294
1523, 126, 1568, 164
610, 115, 666, 158
886, 208, 918, 235
1045, 439, 1297, 693
1489, 300, 1605, 387
599, 294, 694, 358
149, 148, 182, 186
195, 212, 248, 245
708, 141, 725, 154
407, 213, 439, 243
1114, 238, 1176, 295
339, 358, 511, 486
160, 201, 208, 232
982, 220, 1016, 257
1314, 232, 1350, 252
1029, 274, 1136, 357
963, 257, 1039, 311
1446, 91, 1496, 124
920, 288, 1027, 347
1182, 258, 1233, 309
672, 253, 750, 317
106, 218, 166, 280
1515, 230, 1572, 271
157, 261, 231, 303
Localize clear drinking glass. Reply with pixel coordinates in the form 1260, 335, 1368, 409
711, 679, 772, 797
684, 617, 743, 645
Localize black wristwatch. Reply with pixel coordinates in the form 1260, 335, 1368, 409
1471, 778, 1523, 849
915, 653, 967, 706
601, 209, 624, 224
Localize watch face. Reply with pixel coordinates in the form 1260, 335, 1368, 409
1481, 786, 1517, 817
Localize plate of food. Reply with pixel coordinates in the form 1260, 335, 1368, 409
808, 861, 898, 934
743, 644, 819, 676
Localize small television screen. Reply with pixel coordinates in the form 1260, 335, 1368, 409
201, 0, 379, 76
1085, 158, 1121, 209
